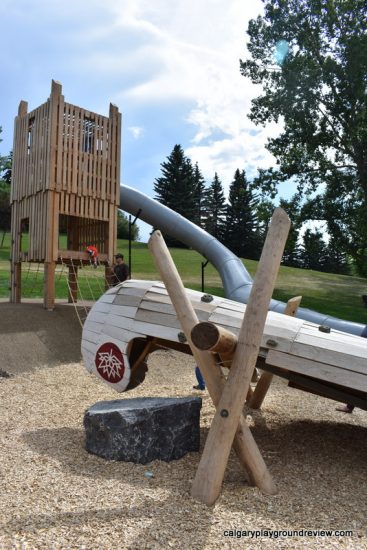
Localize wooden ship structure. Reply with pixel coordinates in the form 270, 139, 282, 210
82, 279, 367, 410
10, 80, 121, 309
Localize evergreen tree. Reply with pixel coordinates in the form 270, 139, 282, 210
193, 162, 206, 227
301, 228, 327, 271
204, 173, 226, 241
223, 169, 261, 260
153, 144, 197, 247
278, 196, 302, 267
323, 237, 350, 275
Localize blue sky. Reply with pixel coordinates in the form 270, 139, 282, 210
0, 0, 286, 241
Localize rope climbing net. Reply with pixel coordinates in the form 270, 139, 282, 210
4, 258, 115, 328
10, 262, 46, 298
60, 257, 115, 327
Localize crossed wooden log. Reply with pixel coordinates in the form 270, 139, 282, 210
148, 208, 291, 505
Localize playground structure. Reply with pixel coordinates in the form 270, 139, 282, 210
9, 81, 367, 333
10, 80, 121, 309
9, 82, 367, 504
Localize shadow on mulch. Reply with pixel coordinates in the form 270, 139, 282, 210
22, 426, 204, 487
23, 418, 367, 486
0, 302, 83, 374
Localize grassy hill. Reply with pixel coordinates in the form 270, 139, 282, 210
1, 232, 366, 324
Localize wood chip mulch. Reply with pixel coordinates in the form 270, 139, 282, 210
1, 350, 366, 549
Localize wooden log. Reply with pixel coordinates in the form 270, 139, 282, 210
190, 207, 290, 505
266, 349, 367, 393
148, 230, 277, 502
248, 371, 274, 409
249, 295, 302, 409
13, 262, 22, 303
191, 322, 237, 355
191, 322, 260, 384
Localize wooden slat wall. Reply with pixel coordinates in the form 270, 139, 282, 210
55, 101, 120, 215
11, 101, 50, 203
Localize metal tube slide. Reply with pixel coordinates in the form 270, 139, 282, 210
120, 184, 367, 337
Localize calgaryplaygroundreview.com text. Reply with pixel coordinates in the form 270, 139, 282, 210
223, 528, 354, 540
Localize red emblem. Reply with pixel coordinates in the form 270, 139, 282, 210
95, 342, 125, 383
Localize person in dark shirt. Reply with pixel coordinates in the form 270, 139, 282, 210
113, 253, 129, 285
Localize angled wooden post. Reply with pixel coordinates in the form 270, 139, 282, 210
148, 231, 277, 498
190, 207, 290, 505
249, 295, 302, 409
284, 295, 303, 317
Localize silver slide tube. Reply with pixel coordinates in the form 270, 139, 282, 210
120, 184, 367, 337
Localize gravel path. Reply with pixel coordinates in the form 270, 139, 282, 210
1, 348, 367, 549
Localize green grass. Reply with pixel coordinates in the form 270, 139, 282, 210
1, 232, 367, 324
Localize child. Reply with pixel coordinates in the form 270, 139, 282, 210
193, 366, 205, 391
86, 245, 99, 268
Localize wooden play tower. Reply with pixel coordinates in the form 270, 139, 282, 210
10, 80, 121, 309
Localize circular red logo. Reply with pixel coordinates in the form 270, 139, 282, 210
95, 342, 125, 383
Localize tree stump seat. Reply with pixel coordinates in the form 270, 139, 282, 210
84, 396, 202, 464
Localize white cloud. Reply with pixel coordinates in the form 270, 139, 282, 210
107, 0, 279, 187
186, 121, 281, 193
128, 126, 144, 139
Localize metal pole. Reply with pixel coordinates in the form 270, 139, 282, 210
128, 215, 132, 278
201, 260, 209, 292
128, 208, 142, 278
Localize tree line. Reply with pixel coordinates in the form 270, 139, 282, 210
153, 144, 350, 274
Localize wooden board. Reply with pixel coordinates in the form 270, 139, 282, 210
266, 350, 367, 393
290, 340, 367, 375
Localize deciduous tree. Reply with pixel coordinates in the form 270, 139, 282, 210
117, 211, 140, 241
241, 0, 367, 274
0, 128, 11, 247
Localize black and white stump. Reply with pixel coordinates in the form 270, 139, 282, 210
84, 396, 202, 464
